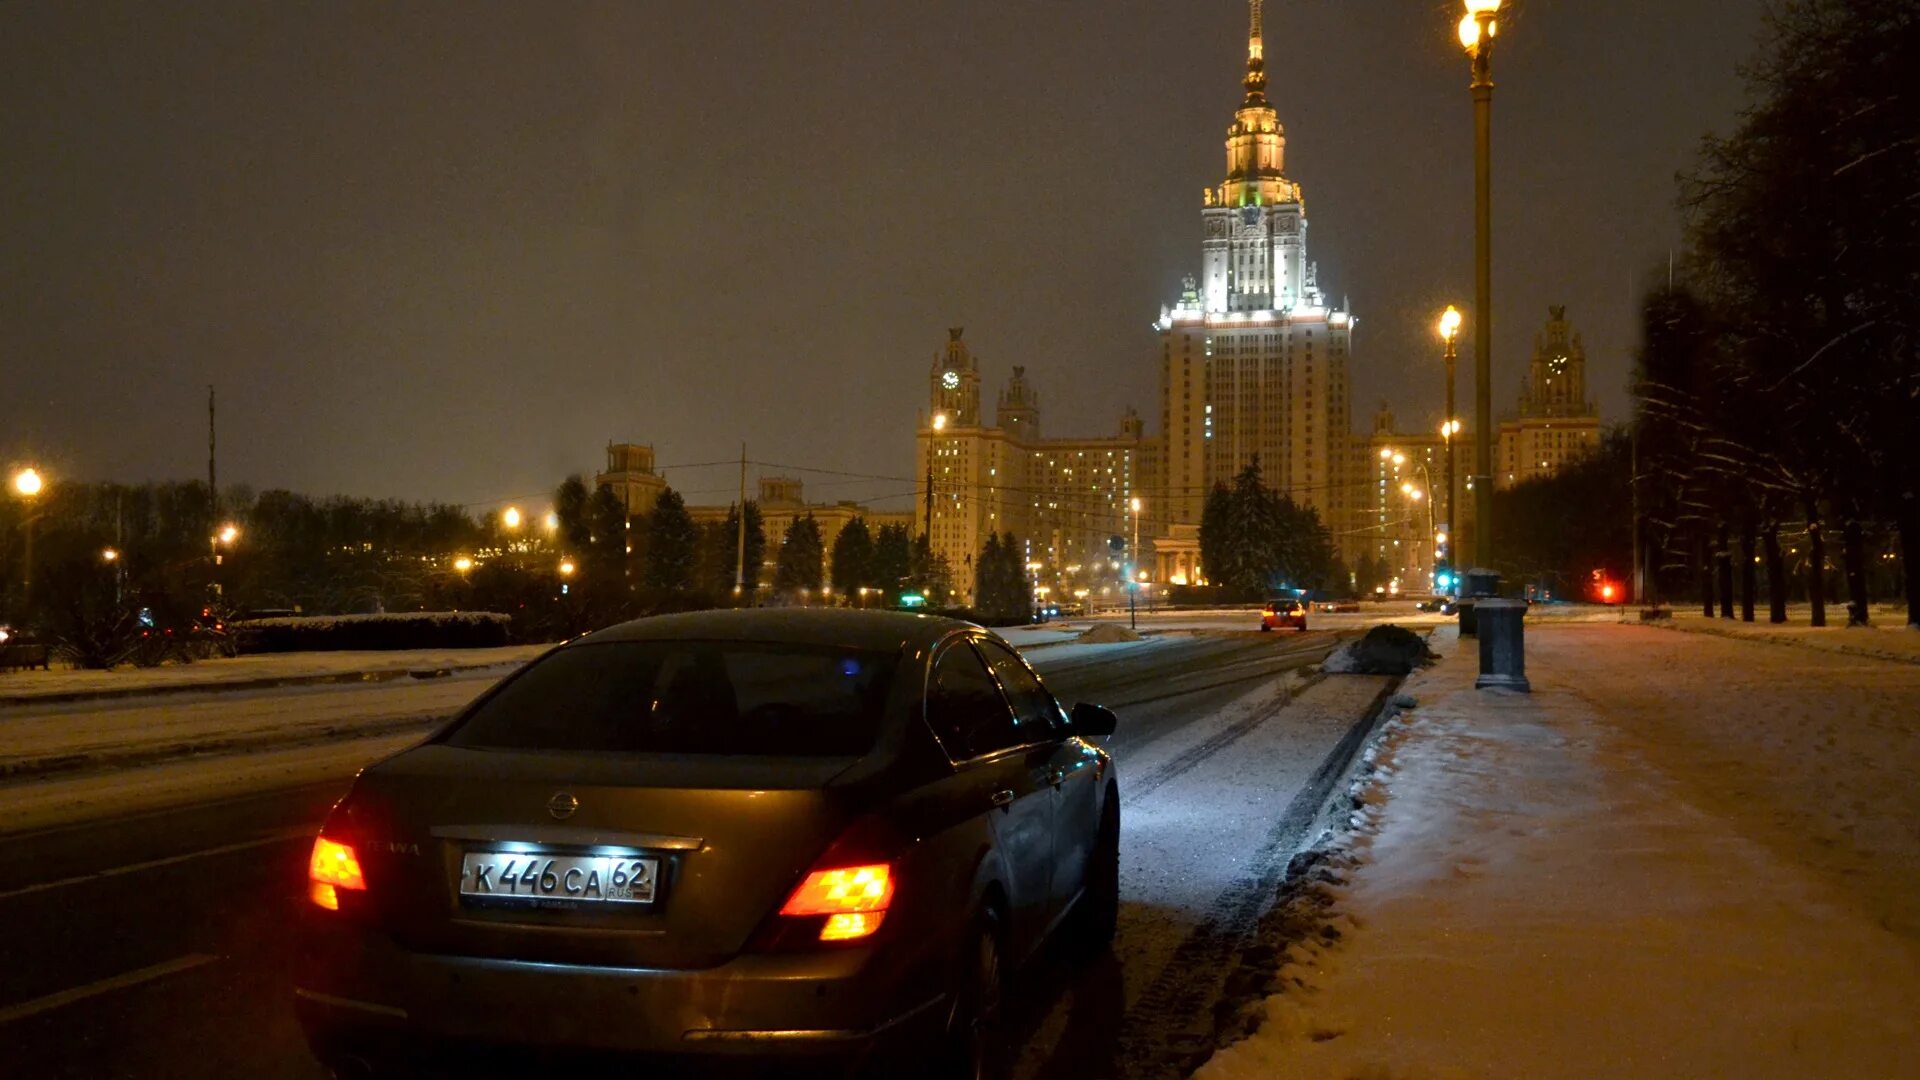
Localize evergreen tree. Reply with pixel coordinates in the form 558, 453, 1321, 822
586, 486, 630, 580
692, 520, 734, 599
1197, 458, 1333, 598
829, 517, 876, 599
907, 534, 953, 606
774, 514, 826, 596
642, 488, 699, 591
1197, 482, 1232, 594
871, 523, 914, 601
552, 475, 593, 556
973, 533, 1004, 616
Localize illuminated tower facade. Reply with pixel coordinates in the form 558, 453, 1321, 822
1156, 0, 1355, 552
1496, 306, 1602, 488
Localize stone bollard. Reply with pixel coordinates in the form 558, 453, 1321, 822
1475, 598, 1530, 692
1457, 567, 1500, 638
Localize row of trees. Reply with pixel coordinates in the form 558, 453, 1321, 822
4, 463, 994, 667
1198, 458, 1338, 599
1633, 0, 1919, 628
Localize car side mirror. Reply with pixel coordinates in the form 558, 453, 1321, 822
1069, 702, 1118, 739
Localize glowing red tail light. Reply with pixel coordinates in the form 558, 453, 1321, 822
775, 863, 895, 942
308, 836, 366, 910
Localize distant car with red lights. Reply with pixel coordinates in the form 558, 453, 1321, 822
1261, 599, 1308, 632
294, 609, 1120, 1078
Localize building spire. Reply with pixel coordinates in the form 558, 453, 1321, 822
1244, 0, 1268, 105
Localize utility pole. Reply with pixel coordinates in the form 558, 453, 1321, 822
207, 386, 221, 601
923, 462, 935, 540
734, 442, 747, 603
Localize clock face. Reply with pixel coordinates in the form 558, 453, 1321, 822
1239, 206, 1262, 227
942, 370, 960, 390
1549, 353, 1569, 373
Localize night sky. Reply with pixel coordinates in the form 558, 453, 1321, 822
2, 1, 1765, 514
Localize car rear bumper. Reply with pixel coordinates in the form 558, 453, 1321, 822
294, 913, 951, 1069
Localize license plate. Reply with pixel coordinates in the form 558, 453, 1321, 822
458, 852, 659, 904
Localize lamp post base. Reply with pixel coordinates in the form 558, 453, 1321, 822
1474, 597, 1530, 693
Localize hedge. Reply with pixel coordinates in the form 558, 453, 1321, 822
233, 612, 512, 653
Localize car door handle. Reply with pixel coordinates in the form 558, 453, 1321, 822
989, 789, 1015, 810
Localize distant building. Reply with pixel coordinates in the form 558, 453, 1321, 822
595, 443, 667, 520
1496, 306, 1603, 488
686, 477, 911, 591
917, 328, 1151, 607
593, 444, 908, 590
1352, 405, 1460, 596
1151, 0, 1356, 564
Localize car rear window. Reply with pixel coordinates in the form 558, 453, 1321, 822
442, 640, 899, 757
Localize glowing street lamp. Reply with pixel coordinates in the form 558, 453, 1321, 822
502, 506, 523, 530
12, 467, 42, 497
544, 511, 559, 533
102, 548, 119, 562
217, 524, 240, 546
931, 412, 948, 432
453, 556, 474, 573
558, 559, 576, 577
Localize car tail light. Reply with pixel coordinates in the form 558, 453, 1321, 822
777, 863, 894, 941
780, 864, 894, 917
309, 836, 366, 911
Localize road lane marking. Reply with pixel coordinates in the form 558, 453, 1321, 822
0, 825, 315, 903
0, 953, 219, 1025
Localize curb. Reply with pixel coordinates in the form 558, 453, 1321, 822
0, 713, 449, 783
0, 658, 529, 710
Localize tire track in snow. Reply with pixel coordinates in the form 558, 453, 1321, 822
1106, 677, 1399, 1079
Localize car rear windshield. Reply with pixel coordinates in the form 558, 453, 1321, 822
442, 640, 900, 757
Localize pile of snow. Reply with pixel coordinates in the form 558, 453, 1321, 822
1319, 624, 1431, 675
1076, 623, 1143, 644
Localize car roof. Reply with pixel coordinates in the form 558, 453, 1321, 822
579, 607, 979, 653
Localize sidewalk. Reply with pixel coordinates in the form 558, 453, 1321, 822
1197, 621, 1920, 1078
0, 644, 551, 706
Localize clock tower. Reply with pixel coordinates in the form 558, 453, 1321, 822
928, 326, 981, 427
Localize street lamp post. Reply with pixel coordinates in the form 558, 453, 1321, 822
1460, 1, 1499, 574
12, 467, 43, 607
1438, 306, 1463, 589
1129, 497, 1142, 631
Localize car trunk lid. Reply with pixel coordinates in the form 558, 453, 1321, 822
346, 745, 857, 969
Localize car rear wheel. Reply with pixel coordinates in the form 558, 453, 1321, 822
1068, 797, 1120, 959
945, 910, 1008, 1080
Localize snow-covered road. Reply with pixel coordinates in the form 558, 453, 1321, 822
0, 627, 1397, 1079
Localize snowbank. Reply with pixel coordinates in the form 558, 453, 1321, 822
1076, 623, 1143, 644
1197, 623, 1920, 1079
1319, 624, 1432, 675
0, 644, 547, 703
